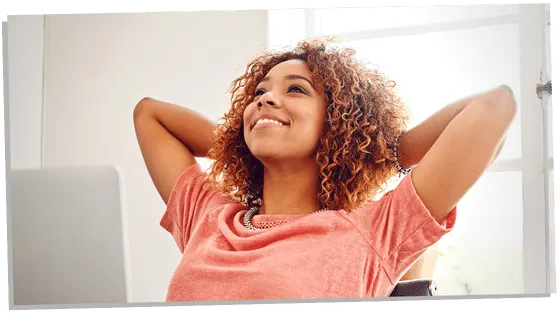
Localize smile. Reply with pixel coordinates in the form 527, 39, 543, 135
253, 118, 288, 130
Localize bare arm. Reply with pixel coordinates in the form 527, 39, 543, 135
400, 256, 427, 281
399, 87, 515, 280
398, 90, 508, 171
398, 86, 517, 223
133, 97, 217, 204
400, 247, 440, 281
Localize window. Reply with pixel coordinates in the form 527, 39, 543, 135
268, 4, 552, 295
312, 5, 519, 35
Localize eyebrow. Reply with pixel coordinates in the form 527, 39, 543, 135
260, 74, 314, 88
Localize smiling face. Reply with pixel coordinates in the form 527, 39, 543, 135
243, 59, 328, 164
207, 39, 409, 212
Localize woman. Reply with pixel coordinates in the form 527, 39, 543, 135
133, 39, 516, 301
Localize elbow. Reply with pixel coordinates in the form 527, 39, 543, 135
133, 97, 154, 119
487, 85, 518, 120
498, 85, 518, 114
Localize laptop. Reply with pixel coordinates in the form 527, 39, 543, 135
9, 165, 129, 306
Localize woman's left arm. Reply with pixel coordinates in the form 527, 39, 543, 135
397, 85, 517, 223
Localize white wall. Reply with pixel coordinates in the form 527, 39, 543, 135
40, 11, 268, 302
7, 15, 44, 170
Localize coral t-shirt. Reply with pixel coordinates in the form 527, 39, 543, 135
160, 163, 456, 302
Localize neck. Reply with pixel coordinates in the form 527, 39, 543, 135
259, 160, 320, 215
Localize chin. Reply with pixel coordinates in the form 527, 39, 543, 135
250, 147, 316, 164
248, 146, 286, 161
245, 137, 316, 162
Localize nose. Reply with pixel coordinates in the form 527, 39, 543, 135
257, 91, 279, 108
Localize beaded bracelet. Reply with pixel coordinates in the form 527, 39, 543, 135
393, 131, 412, 176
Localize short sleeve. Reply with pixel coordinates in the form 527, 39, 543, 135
159, 163, 230, 253
347, 169, 456, 284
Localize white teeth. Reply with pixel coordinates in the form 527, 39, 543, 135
255, 118, 284, 126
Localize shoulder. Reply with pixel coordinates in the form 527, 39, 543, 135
169, 162, 236, 206
347, 171, 456, 231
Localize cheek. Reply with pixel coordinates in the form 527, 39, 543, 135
242, 103, 256, 140
312, 104, 328, 134
311, 106, 328, 144
295, 110, 326, 144
243, 103, 255, 125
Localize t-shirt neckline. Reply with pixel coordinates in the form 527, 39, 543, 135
248, 210, 336, 229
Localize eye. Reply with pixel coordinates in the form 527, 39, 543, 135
254, 88, 266, 96
287, 85, 307, 94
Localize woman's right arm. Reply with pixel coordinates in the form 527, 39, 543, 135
133, 97, 217, 204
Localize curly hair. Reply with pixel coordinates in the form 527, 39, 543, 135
203, 38, 410, 211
